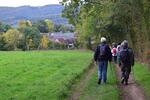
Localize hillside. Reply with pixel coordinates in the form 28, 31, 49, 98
0, 4, 68, 25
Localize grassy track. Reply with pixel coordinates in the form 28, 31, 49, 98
79, 64, 119, 100
0, 50, 92, 100
134, 63, 150, 97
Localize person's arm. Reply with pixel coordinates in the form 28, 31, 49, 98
132, 53, 135, 66
106, 45, 112, 62
94, 46, 100, 62
131, 49, 135, 66
128, 48, 134, 67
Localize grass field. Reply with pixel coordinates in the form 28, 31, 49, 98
79, 64, 119, 100
0, 50, 92, 100
134, 63, 150, 97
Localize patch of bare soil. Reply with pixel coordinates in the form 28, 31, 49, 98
115, 65, 147, 100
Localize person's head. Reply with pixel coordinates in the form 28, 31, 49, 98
114, 44, 117, 48
112, 42, 117, 48
101, 37, 106, 43
122, 40, 128, 49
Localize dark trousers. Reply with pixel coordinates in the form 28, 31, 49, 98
121, 66, 131, 83
113, 56, 117, 64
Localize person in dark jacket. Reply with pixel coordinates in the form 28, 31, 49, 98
120, 40, 134, 85
94, 37, 112, 84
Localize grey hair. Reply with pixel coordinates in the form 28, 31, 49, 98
101, 37, 106, 43
122, 40, 128, 49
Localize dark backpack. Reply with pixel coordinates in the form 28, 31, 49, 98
128, 48, 134, 66
99, 44, 107, 56
121, 49, 131, 66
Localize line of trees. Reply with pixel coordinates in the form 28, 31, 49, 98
0, 19, 74, 50
61, 0, 150, 61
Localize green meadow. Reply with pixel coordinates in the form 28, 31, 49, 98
134, 63, 150, 97
0, 50, 92, 100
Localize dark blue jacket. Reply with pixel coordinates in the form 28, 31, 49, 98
94, 43, 112, 62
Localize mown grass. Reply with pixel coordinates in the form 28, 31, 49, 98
79, 64, 119, 100
0, 50, 92, 100
134, 63, 150, 97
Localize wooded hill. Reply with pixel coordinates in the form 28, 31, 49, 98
0, 4, 68, 25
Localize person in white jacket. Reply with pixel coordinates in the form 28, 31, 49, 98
116, 42, 121, 66
111, 43, 117, 64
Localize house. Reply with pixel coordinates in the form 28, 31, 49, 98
41, 32, 76, 48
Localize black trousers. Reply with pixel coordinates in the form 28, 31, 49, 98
121, 66, 131, 83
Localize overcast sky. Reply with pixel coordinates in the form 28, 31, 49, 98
0, 0, 60, 7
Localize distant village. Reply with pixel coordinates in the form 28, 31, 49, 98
41, 32, 76, 48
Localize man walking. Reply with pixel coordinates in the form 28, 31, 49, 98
120, 40, 134, 85
94, 37, 112, 84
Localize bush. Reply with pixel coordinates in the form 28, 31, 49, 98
48, 41, 67, 49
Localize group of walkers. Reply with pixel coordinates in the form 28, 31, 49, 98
94, 37, 134, 85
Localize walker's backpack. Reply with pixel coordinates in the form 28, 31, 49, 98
120, 49, 130, 66
99, 44, 107, 56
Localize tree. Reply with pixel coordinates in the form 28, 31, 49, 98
0, 32, 6, 50
18, 20, 32, 27
0, 22, 12, 32
44, 19, 54, 32
62, 0, 150, 60
4, 29, 21, 50
18, 20, 33, 34
21, 26, 40, 50
34, 20, 48, 33
40, 35, 49, 49
34, 19, 54, 33
54, 24, 74, 32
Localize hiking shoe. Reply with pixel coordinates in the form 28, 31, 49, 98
125, 82, 128, 85
125, 80, 128, 85
98, 79, 101, 85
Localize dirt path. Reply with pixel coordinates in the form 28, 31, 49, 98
115, 65, 147, 100
68, 62, 96, 100
68, 62, 147, 100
